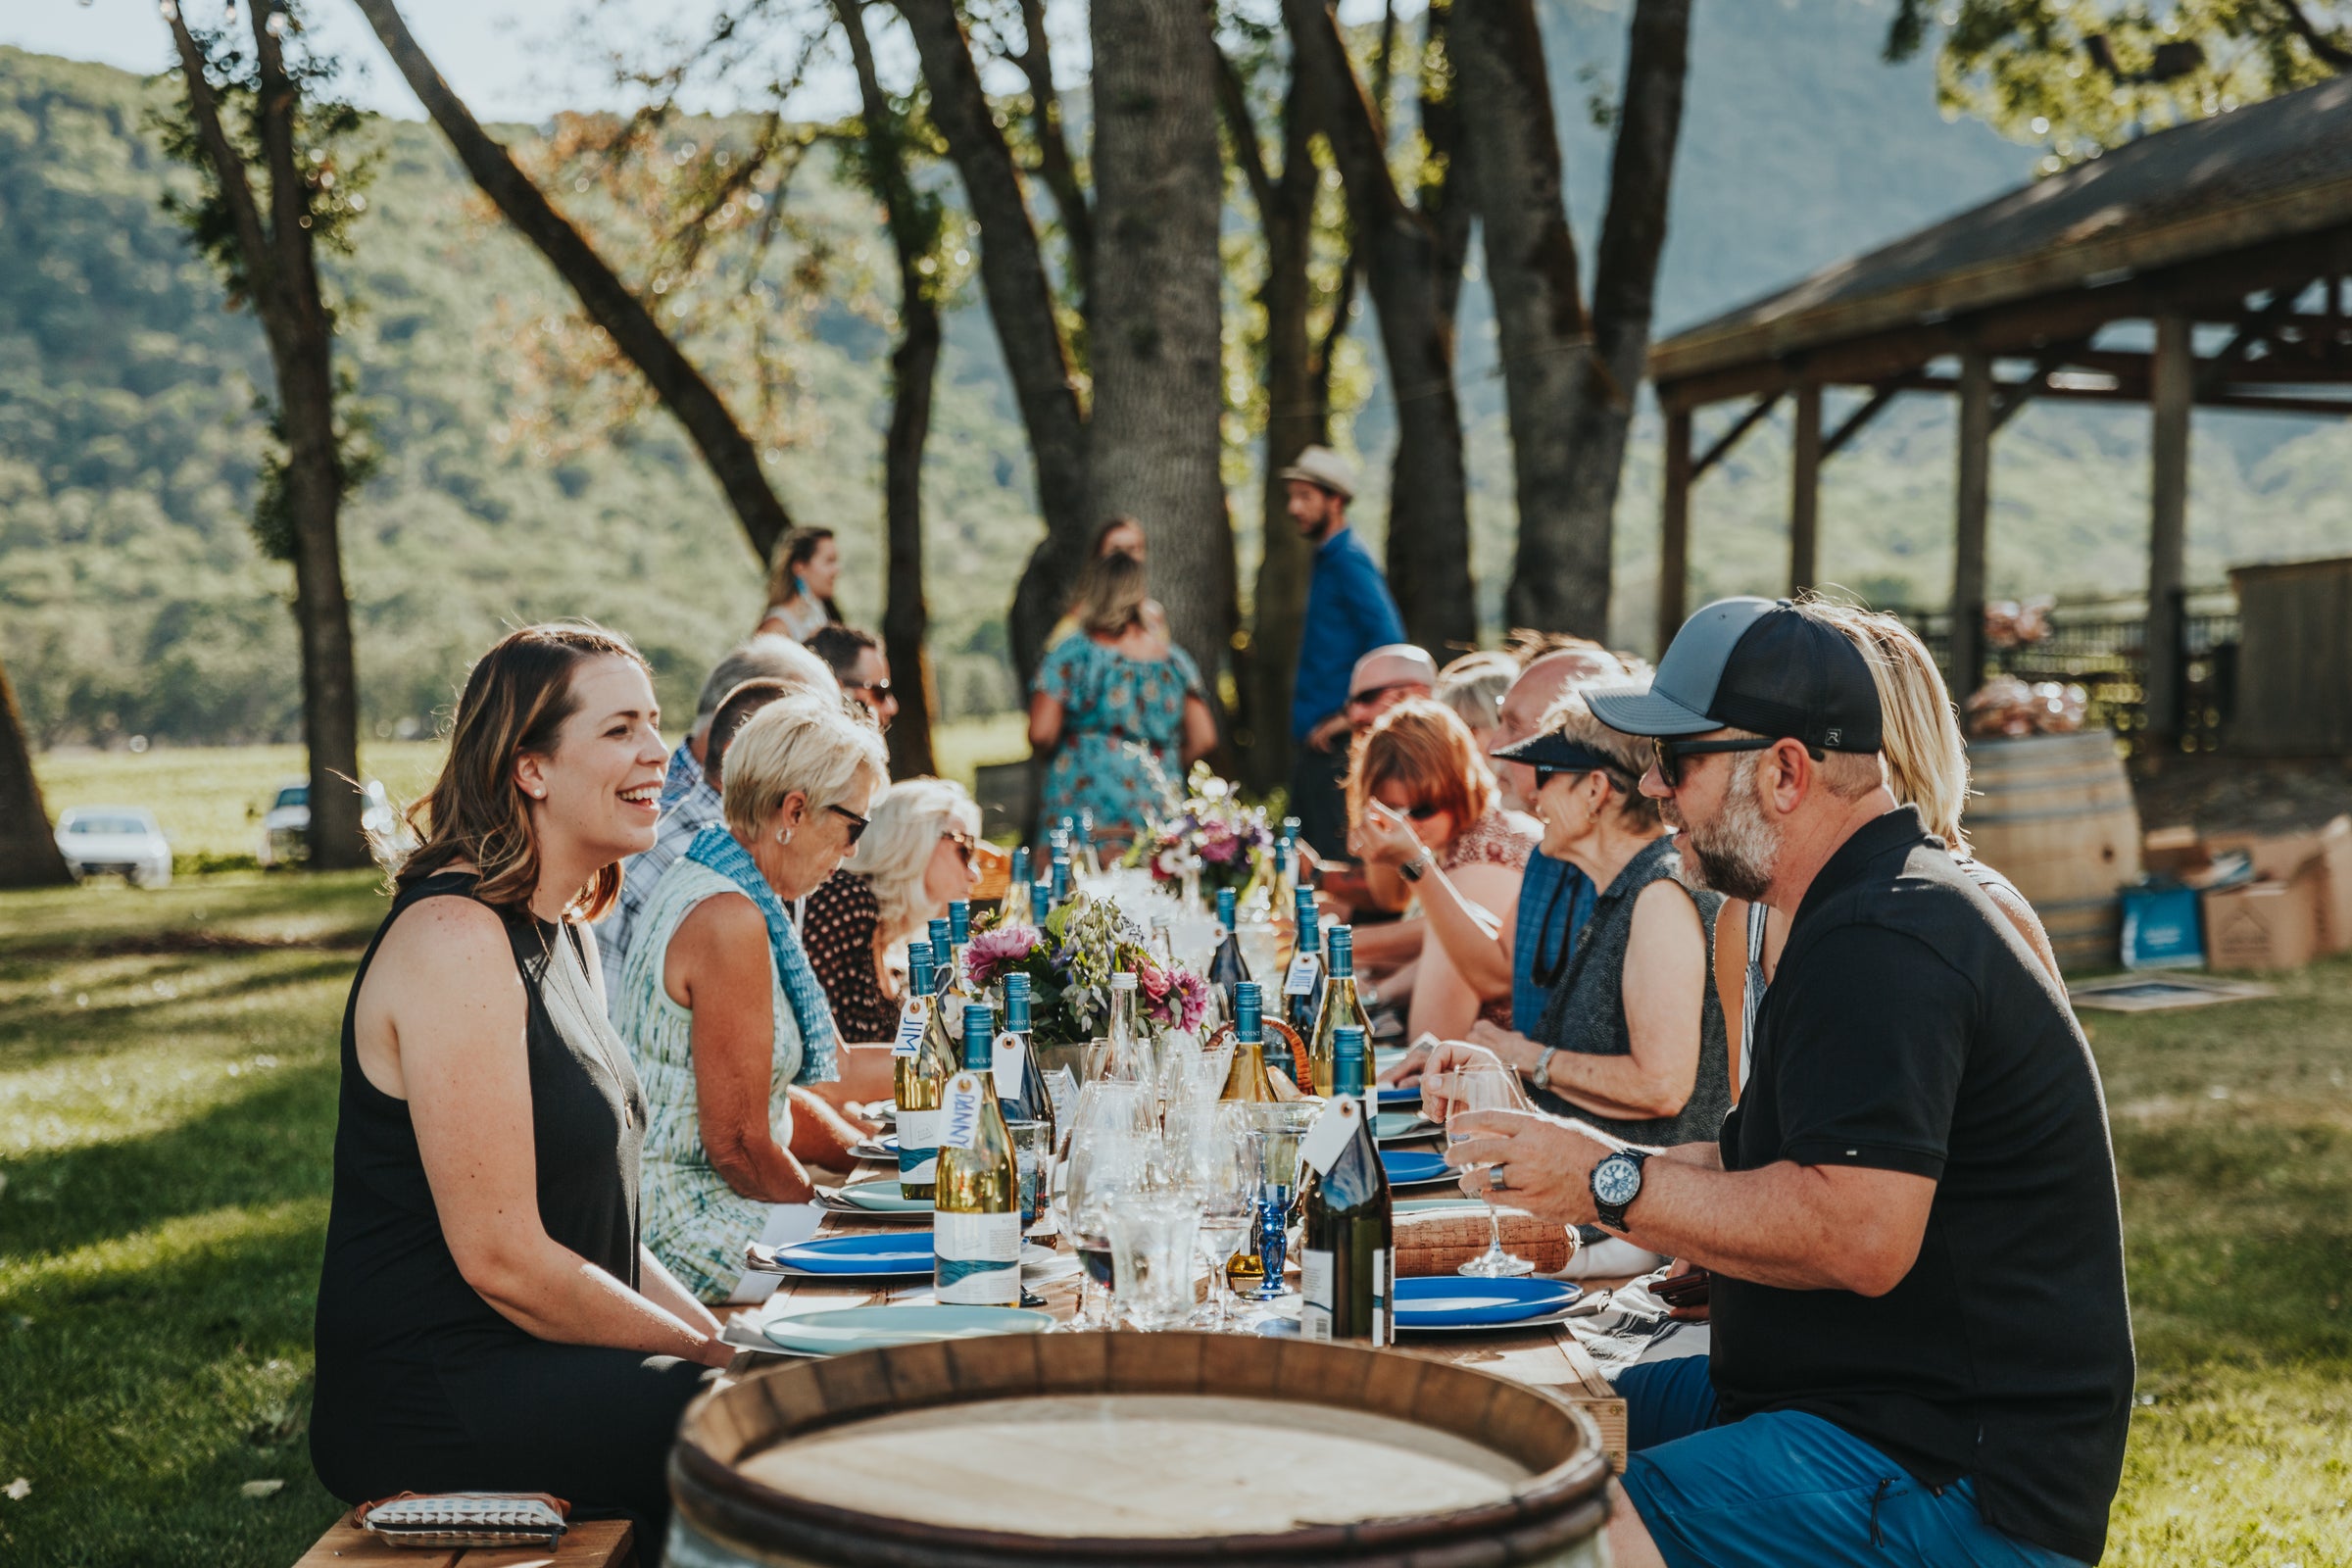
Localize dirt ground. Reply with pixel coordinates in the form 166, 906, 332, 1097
2132, 754, 2352, 836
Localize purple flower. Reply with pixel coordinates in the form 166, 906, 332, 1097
964, 924, 1037, 986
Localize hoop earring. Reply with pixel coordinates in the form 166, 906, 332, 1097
776, 827, 794, 846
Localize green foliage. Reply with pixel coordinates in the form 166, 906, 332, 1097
1886, 0, 2349, 165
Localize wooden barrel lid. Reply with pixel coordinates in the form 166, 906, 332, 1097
671, 1332, 1610, 1566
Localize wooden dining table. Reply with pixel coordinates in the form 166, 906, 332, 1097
718, 1188, 1630, 1471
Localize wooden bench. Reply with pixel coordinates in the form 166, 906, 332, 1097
294, 1512, 635, 1568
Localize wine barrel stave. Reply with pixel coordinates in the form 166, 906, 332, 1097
1964, 731, 2143, 971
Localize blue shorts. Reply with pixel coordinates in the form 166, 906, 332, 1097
1613, 1358, 2089, 1568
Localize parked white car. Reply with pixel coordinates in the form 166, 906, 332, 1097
257, 778, 413, 868
56, 807, 173, 888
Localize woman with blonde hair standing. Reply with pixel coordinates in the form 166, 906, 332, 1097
801, 777, 983, 1041
311, 622, 724, 1544
612, 695, 888, 1303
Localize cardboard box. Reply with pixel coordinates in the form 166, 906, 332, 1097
2142, 826, 2211, 880
2203, 815, 2352, 954
2201, 874, 2323, 971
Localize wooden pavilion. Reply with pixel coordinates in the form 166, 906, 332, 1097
1646, 74, 2352, 748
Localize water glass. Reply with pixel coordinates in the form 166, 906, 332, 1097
1062, 1128, 1150, 1330
1107, 1195, 1202, 1332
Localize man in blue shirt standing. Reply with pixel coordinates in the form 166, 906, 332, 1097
1282, 445, 1406, 856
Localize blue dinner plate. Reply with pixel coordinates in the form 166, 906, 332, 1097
1395, 1276, 1583, 1329
1381, 1149, 1454, 1187
769, 1231, 935, 1276
1378, 1083, 1424, 1107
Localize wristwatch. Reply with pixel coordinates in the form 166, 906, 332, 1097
1398, 849, 1433, 883
1530, 1044, 1560, 1090
1590, 1147, 1649, 1232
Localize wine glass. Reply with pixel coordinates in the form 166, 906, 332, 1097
1175, 1106, 1254, 1330
1443, 1065, 1537, 1279
1060, 1128, 1148, 1329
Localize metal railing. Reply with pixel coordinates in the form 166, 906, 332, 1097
1879, 589, 2238, 757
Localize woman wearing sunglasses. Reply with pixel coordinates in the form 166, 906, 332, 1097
609, 695, 886, 1305
1431, 690, 1731, 1132
801, 777, 983, 1043
1347, 699, 1541, 1039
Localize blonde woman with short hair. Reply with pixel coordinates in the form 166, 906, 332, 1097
801, 778, 983, 1042
612, 695, 888, 1303
1435, 651, 1518, 757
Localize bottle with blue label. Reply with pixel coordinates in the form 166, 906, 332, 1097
935, 995, 1021, 1304
893, 941, 951, 1199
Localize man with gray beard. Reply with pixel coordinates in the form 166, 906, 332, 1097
1445, 598, 2132, 1568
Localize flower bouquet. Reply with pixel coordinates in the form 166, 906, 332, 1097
966, 893, 1210, 1047
1124, 762, 1274, 902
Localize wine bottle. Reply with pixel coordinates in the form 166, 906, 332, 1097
939, 906, 984, 1061
1077, 808, 1104, 878
1149, 913, 1178, 969
1050, 851, 1072, 910
1004, 848, 1034, 927
1100, 970, 1152, 1085
935, 1002, 1022, 1305
1307, 926, 1371, 1099
1032, 876, 1054, 921
893, 941, 952, 1200
949, 897, 972, 953
1284, 885, 1324, 1041
1208, 885, 1250, 1018
1219, 980, 1281, 1102
1299, 1025, 1393, 1346
996, 972, 1055, 1149
927, 918, 955, 993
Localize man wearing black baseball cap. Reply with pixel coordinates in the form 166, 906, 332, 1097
1446, 598, 2133, 1568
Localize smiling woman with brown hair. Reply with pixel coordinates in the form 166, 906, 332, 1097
311, 622, 726, 1546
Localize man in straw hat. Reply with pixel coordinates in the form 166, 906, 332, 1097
1281, 445, 1405, 858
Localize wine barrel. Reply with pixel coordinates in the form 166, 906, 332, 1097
1964, 731, 2143, 971
668, 1333, 1610, 1567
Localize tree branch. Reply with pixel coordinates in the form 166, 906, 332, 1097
348, 0, 795, 562
1013, 0, 1094, 293
2275, 0, 2352, 71
164, 11, 275, 303
1214, 45, 1278, 222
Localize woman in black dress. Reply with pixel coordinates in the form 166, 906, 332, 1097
311, 622, 727, 1549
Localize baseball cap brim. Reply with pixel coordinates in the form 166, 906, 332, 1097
1584, 681, 1723, 738
1488, 734, 1626, 771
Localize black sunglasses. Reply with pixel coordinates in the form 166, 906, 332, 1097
1401, 803, 1443, 820
1651, 735, 1821, 788
847, 678, 893, 698
826, 803, 869, 846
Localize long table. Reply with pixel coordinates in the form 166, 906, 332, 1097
720, 1195, 1629, 1471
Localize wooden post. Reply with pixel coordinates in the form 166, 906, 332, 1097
1788, 382, 1822, 596
1949, 351, 1992, 699
1658, 408, 1693, 657
2145, 310, 2192, 752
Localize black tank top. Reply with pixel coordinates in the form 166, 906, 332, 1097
315, 871, 649, 1366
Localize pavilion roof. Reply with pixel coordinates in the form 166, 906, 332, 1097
1650, 74, 2352, 391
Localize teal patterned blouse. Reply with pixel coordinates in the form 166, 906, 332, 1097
1033, 634, 1203, 842
610, 858, 802, 1302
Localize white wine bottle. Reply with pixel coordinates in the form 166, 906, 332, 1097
1283, 886, 1324, 1043
893, 941, 953, 1200
1306, 925, 1371, 1099
1003, 848, 1035, 927
934, 1000, 1022, 1305
1299, 1025, 1394, 1346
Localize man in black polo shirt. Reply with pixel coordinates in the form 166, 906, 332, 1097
1447, 598, 2132, 1568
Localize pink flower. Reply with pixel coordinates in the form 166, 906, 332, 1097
1136, 961, 1173, 1002
964, 925, 1037, 985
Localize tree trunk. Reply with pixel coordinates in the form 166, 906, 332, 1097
167, 4, 368, 869
1457, 0, 1590, 634
1219, 55, 1327, 792
1543, 0, 1692, 637
1282, 0, 1476, 658
350, 0, 794, 565
896, 0, 1093, 687
0, 653, 73, 888
836, 0, 942, 780
1089, 0, 1231, 696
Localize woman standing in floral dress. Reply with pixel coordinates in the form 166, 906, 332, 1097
1028, 551, 1218, 848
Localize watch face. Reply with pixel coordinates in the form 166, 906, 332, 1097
1593, 1154, 1642, 1207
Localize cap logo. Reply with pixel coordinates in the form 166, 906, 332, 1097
1825, 726, 1842, 747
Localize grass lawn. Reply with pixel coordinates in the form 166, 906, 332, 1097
3, 873, 2348, 1565
29, 714, 1034, 868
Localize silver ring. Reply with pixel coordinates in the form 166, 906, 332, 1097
1488, 1164, 1509, 1192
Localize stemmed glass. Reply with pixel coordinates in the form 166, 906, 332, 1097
1173, 1105, 1254, 1330
1059, 1128, 1149, 1329
1439, 1065, 1537, 1278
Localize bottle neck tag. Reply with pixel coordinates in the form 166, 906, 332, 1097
1284, 953, 1323, 996
942, 1072, 984, 1150
1298, 1097, 1359, 1177
992, 1031, 1027, 1099
893, 997, 931, 1056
